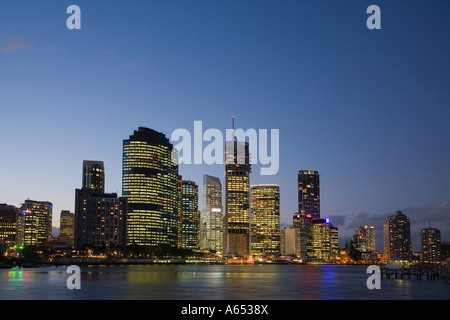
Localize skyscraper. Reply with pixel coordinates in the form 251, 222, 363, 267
298, 170, 320, 221
122, 127, 180, 247
82, 160, 105, 193
181, 180, 200, 250
383, 211, 412, 261
421, 227, 441, 263
224, 140, 251, 256
297, 170, 320, 260
74, 160, 127, 249
250, 184, 280, 257
201, 175, 223, 253
20, 200, 53, 246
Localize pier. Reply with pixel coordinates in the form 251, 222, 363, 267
380, 264, 449, 282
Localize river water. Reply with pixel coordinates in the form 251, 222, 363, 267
0, 264, 448, 300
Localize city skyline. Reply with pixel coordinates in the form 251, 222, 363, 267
1, 1, 449, 252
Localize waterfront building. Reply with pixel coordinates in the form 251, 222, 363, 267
383, 211, 412, 261
250, 184, 280, 257
308, 218, 336, 262
0, 204, 24, 246
421, 227, 441, 263
122, 127, 180, 247
224, 139, 251, 256
20, 200, 53, 246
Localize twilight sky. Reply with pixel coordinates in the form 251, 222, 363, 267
1, 0, 449, 250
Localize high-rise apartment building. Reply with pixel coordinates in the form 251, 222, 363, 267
201, 175, 223, 253
224, 140, 251, 256
0, 204, 24, 246
383, 211, 412, 261
250, 184, 280, 257
421, 227, 441, 263
181, 180, 199, 250
20, 200, 53, 246
122, 127, 180, 247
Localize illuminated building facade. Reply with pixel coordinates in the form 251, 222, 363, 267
20, 200, 53, 246
421, 227, 441, 263
75, 159, 127, 249
383, 211, 412, 261
308, 218, 338, 262
250, 184, 280, 256
181, 180, 199, 250
224, 140, 251, 256
122, 127, 180, 247
297, 170, 320, 260
298, 170, 320, 221
82, 160, 105, 193
201, 175, 223, 252
74, 190, 127, 248
0, 204, 24, 246
59, 210, 74, 247
293, 212, 307, 259
353, 225, 375, 252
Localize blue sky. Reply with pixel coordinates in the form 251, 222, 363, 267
1, 0, 449, 250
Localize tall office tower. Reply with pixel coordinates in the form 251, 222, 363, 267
383, 211, 412, 261
82, 160, 105, 193
201, 175, 223, 252
0, 204, 24, 246
421, 227, 441, 263
123, 127, 180, 247
250, 184, 280, 257
181, 180, 199, 250
20, 200, 53, 246
298, 170, 320, 221
224, 139, 251, 256
298, 170, 320, 260
59, 210, 74, 247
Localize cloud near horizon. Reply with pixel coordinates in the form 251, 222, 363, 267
329, 199, 450, 251
2, 36, 32, 53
